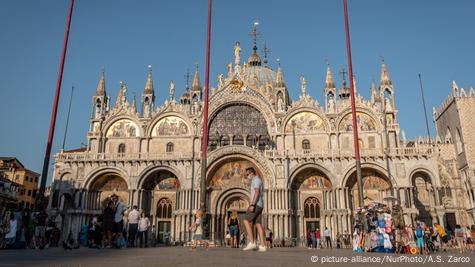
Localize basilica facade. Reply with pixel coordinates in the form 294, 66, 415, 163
49, 38, 475, 244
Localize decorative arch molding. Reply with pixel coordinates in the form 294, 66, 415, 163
281, 108, 329, 135
146, 111, 193, 137
408, 167, 438, 187
336, 107, 382, 133
136, 164, 184, 190
213, 187, 249, 215
287, 163, 335, 189
83, 166, 131, 190
197, 145, 276, 188
102, 115, 143, 138
340, 162, 396, 188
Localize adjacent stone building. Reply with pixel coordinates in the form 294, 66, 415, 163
0, 157, 40, 210
49, 36, 475, 244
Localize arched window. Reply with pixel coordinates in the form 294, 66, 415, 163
118, 143, 126, 154
166, 142, 174, 153
302, 139, 311, 150
304, 197, 320, 219
246, 135, 257, 148
221, 135, 230, 146
157, 198, 173, 219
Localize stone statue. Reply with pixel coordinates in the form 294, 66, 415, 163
227, 63, 233, 76
217, 74, 223, 89
385, 97, 392, 111
115, 82, 127, 108
300, 76, 307, 97
234, 41, 241, 66
169, 80, 175, 99
277, 96, 284, 112
328, 98, 335, 112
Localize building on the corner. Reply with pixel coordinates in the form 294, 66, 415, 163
0, 157, 40, 210
49, 34, 475, 244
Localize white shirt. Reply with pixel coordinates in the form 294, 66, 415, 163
195, 218, 203, 235
128, 209, 140, 224
138, 217, 150, 231
324, 229, 331, 237
5, 219, 17, 239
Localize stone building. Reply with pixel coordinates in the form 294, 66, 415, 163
0, 157, 40, 210
49, 35, 475, 244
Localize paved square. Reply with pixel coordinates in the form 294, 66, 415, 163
0, 247, 474, 267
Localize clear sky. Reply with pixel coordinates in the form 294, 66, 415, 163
1, 0, 474, 182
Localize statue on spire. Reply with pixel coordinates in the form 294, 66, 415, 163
300, 75, 307, 97
169, 80, 175, 100
234, 41, 241, 66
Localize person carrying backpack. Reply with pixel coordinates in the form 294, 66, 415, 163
415, 224, 424, 254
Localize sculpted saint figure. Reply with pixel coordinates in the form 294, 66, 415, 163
234, 41, 241, 66
169, 80, 175, 99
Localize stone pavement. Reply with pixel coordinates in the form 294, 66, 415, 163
0, 246, 474, 267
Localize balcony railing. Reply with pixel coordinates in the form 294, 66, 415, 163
56, 146, 437, 163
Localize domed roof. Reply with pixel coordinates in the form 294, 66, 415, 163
241, 65, 277, 89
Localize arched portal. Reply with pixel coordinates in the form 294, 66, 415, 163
213, 189, 249, 245
411, 171, 435, 226
290, 167, 332, 239
345, 168, 392, 210
89, 173, 129, 209
139, 169, 179, 243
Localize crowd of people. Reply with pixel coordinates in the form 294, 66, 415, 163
0, 207, 60, 249
78, 194, 153, 249
351, 201, 475, 254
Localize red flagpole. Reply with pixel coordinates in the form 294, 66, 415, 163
200, 0, 212, 212
37, 0, 75, 210
343, 0, 364, 208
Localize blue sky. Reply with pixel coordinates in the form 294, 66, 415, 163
1, 0, 474, 182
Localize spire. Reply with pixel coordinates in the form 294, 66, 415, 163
324, 63, 335, 89
143, 65, 154, 95
275, 59, 285, 87
370, 80, 378, 102
380, 58, 392, 86
263, 42, 270, 65
96, 67, 106, 96
248, 22, 262, 66
192, 62, 201, 91
132, 92, 137, 113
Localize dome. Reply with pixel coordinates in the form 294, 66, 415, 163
241, 65, 277, 89
248, 52, 262, 66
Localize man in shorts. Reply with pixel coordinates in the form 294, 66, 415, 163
434, 223, 448, 252
111, 194, 125, 247
242, 167, 266, 252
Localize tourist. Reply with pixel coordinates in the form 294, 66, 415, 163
454, 224, 466, 253
228, 211, 240, 248
137, 211, 150, 248
102, 199, 115, 248
434, 223, 448, 252
336, 232, 342, 249
415, 223, 424, 254
189, 210, 209, 250
87, 216, 98, 248
324, 227, 332, 248
22, 209, 34, 248
242, 167, 266, 252
240, 232, 246, 247
310, 230, 316, 249
127, 205, 140, 247
34, 209, 48, 249
5, 213, 17, 248
111, 194, 125, 248
165, 230, 170, 246
265, 228, 273, 248
315, 228, 320, 249
225, 231, 231, 247
306, 229, 311, 249
468, 226, 475, 252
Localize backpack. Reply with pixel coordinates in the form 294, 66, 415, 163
416, 227, 423, 238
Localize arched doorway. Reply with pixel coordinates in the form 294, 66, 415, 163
290, 167, 332, 239
89, 173, 129, 210
140, 169, 180, 242
411, 171, 435, 226
303, 197, 321, 233
345, 168, 392, 210
156, 198, 173, 244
